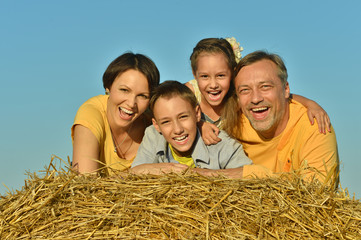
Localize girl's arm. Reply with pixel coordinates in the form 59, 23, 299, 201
292, 94, 331, 133
72, 125, 100, 174
197, 121, 221, 145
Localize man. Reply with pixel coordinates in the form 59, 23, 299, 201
223, 50, 339, 184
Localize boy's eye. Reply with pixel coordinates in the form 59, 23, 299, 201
160, 120, 170, 125
200, 75, 208, 79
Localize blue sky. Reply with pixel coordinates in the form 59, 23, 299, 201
1, 0, 360, 198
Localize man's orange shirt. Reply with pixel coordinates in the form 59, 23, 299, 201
238, 100, 339, 183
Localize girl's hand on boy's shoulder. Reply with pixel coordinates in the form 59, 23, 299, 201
198, 121, 221, 145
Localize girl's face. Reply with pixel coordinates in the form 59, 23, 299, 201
193, 53, 231, 107
106, 69, 150, 129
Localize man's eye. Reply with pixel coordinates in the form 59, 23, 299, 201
239, 89, 250, 94
180, 115, 188, 119
261, 85, 272, 90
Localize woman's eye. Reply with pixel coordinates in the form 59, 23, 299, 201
138, 94, 149, 100
119, 88, 128, 92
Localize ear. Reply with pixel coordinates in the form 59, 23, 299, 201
284, 82, 290, 99
152, 118, 162, 134
105, 88, 110, 95
195, 105, 201, 122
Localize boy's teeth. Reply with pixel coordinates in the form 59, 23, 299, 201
252, 107, 268, 112
174, 135, 187, 141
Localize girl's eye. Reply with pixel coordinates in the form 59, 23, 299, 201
200, 75, 208, 79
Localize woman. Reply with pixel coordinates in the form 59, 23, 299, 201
71, 52, 160, 175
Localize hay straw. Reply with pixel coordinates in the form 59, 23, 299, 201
1, 155, 360, 239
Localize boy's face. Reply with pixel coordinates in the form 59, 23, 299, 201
152, 95, 201, 157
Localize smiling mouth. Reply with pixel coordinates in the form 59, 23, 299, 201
251, 107, 269, 113
119, 107, 134, 115
207, 91, 222, 101
173, 134, 188, 143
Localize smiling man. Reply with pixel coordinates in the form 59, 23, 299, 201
224, 50, 339, 184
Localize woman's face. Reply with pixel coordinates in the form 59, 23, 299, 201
106, 69, 150, 129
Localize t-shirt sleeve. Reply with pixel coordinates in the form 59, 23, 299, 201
71, 100, 105, 144
217, 131, 253, 169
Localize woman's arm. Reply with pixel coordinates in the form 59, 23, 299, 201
72, 125, 100, 174
292, 94, 331, 133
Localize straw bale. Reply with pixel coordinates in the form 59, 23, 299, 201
1, 156, 360, 239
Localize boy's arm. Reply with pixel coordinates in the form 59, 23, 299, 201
131, 126, 160, 168
191, 131, 252, 179
216, 131, 252, 169
292, 94, 331, 133
131, 163, 189, 175
130, 125, 189, 175
192, 167, 244, 179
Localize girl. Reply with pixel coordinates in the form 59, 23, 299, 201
186, 38, 331, 144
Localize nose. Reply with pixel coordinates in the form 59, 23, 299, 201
250, 89, 263, 105
173, 120, 184, 135
209, 78, 218, 89
127, 94, 138, 108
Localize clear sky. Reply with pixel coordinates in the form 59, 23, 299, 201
1, 0, 360, 198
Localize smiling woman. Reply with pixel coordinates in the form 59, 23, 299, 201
71, 52, 160, 175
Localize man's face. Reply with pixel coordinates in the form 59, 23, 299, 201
235, 59, 290, 139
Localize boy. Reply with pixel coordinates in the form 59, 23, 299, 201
131, 81, 252, 177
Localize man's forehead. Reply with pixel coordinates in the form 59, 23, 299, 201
236, 61, 280, 85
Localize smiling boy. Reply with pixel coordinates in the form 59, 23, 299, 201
130, 81, 252, 176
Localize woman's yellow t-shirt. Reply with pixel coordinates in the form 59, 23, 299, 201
71, 95, 134, 175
